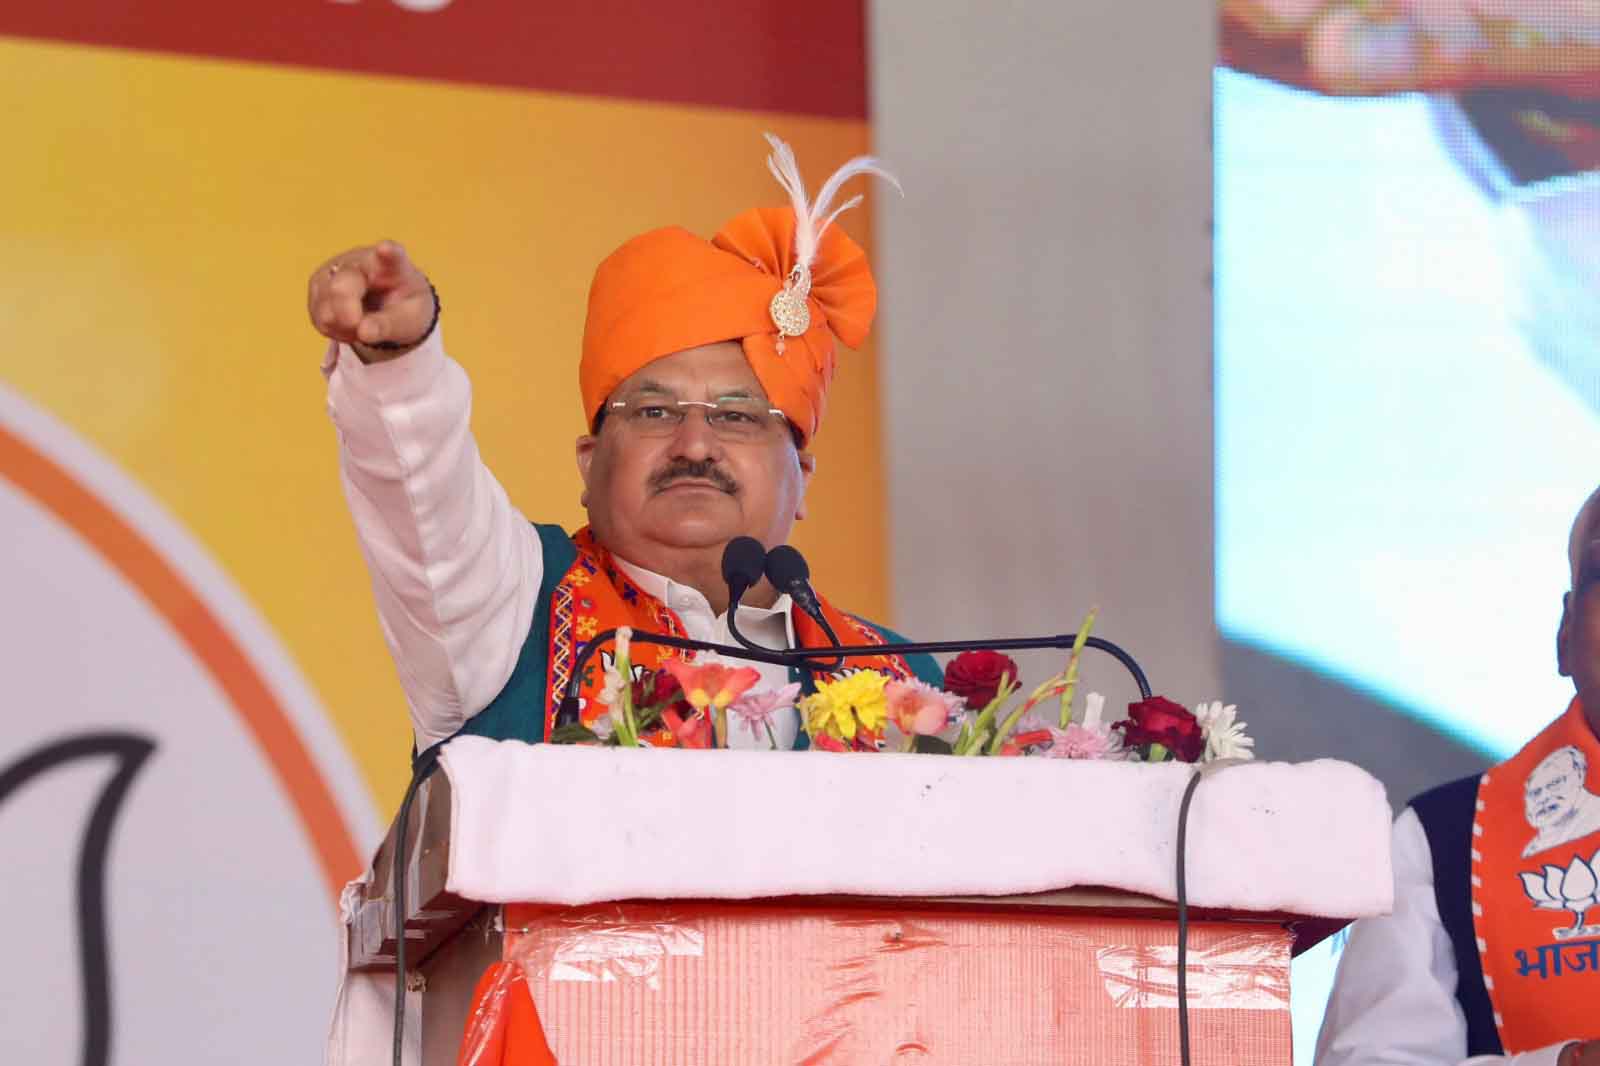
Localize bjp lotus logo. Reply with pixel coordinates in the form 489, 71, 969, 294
0, 389, 376, 1063
1519, 848, 1600, 938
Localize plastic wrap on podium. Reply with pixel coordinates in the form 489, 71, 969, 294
458, 900, 1294, 1065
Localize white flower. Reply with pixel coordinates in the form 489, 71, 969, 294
614, 625, 632, 664
597, 653, 644, 734
1194, 700, 1255, 762
1082, 691, 1107, 730
598, 664, 627, 710
597, 645, 646, 712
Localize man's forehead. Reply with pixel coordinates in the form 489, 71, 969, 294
614, 343, 767, 398
1573, 486, 1600, 585
627, 377, 762, 398
1533, 748, 1581, 777
1581, 537, 1600, 577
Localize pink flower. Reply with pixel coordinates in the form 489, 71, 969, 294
728, 682, 802, 742
1005, 713, 1120, 759
885, 678, 964, 736
1044, 722, 1119, 760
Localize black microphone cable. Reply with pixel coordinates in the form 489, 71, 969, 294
1175, 768, 1203, 1066
390, 736, 450, 1066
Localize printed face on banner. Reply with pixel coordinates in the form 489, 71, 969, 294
1515, 745, 1600, 941
1523, 748, 1600, 849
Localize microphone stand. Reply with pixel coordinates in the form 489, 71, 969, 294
725, 578, 844, 673
556, 628, 1152, 728
727, 600, 844, 675
723, 583, 771, 661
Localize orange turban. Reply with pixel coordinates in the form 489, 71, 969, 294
579, 136, 894, 446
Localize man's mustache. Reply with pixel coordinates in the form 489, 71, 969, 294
650, 459, 738, 494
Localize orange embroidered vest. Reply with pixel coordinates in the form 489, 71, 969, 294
453, 525, 939, 750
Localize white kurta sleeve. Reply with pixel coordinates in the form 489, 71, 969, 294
1314, 808, 1572, 1066
322, 327, 545, 749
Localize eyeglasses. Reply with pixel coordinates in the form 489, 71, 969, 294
606, 396, 790, 443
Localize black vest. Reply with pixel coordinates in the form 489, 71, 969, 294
1410, 773, 1503, 1057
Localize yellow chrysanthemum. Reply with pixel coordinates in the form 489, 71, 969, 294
801, 670, 889, 740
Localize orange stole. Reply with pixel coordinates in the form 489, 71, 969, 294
542, 526, 918, 742
1472, 698, 1600, 1053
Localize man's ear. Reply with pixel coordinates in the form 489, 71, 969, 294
794, 450, 817, 521
1558, 591, 1573, 678
575, 435, 598, 508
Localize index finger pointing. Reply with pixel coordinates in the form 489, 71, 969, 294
367, 240, 410, 285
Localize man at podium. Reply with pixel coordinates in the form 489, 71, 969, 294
303, 136, 938, 756
1316, 486, 1600, 1066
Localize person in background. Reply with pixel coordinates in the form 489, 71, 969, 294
1315, 485, 1600, 1066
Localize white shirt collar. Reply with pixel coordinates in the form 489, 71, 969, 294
611, 554, 797, 647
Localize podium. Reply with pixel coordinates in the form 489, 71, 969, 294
338, 741, 1392, 1065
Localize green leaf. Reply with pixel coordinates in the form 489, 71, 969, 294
988, 695, 1036, 755
967, 674, 1019, 743
549, 723, 600, 745
971, 675, 1022, 755
1059, 607, 1097, 728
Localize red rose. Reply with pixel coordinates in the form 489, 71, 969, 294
632, 669, 690, 716
631, 668, 697, 746
1114, 696, 1204, 763
943, 650, 1022, 708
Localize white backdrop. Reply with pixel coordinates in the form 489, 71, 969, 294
870, 2, 1220, 722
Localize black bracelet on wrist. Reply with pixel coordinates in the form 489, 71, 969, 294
367, 282, 441, 351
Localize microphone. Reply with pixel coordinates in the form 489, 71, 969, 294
721, 537, 771, 655
765, 544, 843, 667
721, 536, 767, 609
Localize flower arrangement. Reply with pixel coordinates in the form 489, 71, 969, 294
551, 619, 1254, 765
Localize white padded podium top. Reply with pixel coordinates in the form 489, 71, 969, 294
436, 738, 1393, 919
